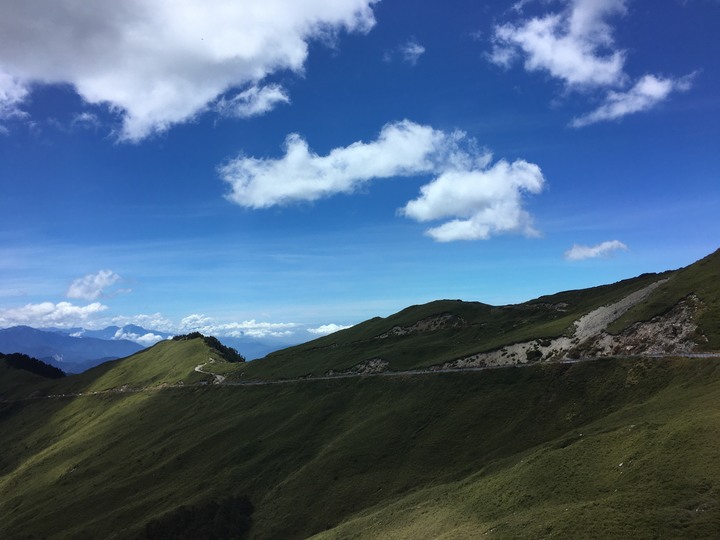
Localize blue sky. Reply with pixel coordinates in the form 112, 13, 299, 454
1, 0, 718, 348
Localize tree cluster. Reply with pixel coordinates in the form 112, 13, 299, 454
141, 495, 254, 540
0, 352, 66, 379
172, 333, 246, 362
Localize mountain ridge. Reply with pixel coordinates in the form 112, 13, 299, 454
234, 248, 718, 381
2, 248, 720, 539
0, 325, 144, 373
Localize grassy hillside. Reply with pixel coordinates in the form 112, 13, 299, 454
0, 359, 57, 401
49, 338, 232, 395
3, 251, 720, 538
2, 357, 720, 539
238, 271, 668, 380
0, 335, 247, 403
607, 248, 720, 349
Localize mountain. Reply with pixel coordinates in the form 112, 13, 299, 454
0, 352, 65, 379
220, 334, 302, 360
0, 326, 144, 373
240, 248, 720, 380
1, 249, 720, 539
45, 324, 173, 344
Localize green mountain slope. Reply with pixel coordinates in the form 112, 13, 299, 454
237, 249, 719, 381
2, 250, 720, 539
607, 247, 720, 349
46, 338, 234, 396
0, 358, 57, 401
1, 358, 720, 539
236, 275, 659, 380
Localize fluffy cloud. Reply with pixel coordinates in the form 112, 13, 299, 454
491, 0, 627, 87
571, 74, 693, 127
564, 240, 628, 260
0, 0, 378, 140
66, 270, 122, 301
307, 323, 353, 335
179, 314, 298, 339
221, 120, 445, 208
491, 0, 690, 124
0, 301, 108, 328
112, 329, 166, 347
222, 120, 545, 241
402, 159, 544, 241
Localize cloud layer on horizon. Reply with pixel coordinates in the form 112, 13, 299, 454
307, 323, 353, 335
0, 301, 108, 328
0, 0, 378, 140
221, 120, 546, 242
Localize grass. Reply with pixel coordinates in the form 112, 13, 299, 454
607, 248, 720, 349
236, 271, 668, 380
2, 356, 720, 539
2, 249, 719, 538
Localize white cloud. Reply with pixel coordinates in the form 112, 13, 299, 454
491, 0, 627, 87
179, 314, 298, 339
400, 39, 426, 65
0, 0, 378, 141
564, 240, 628, 260
571, 74, 693, 127
71, 112, 101, 129
384, 39, 426, 65
110, 313, 175, 334
216, 84, 290, 118
221, 120, 445, 208
307, 323, 353, 335
222, 119, 546, 241
0, 301, 108, 328
66, 270, 122, 301
402, 159, 545, 241
490, 0, 691, 123
112, 329, 166, 346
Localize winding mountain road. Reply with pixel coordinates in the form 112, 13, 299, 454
194, 358, 226, 384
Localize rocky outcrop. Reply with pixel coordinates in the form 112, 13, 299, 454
326, 358, 389, 376
376, 313, 466, 339
576, 294, 705, 357
438, 279, 705, 370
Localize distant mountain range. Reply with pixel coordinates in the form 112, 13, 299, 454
0, 324, 299, 373
40, 323, 171, 342
0, 326, 147, 373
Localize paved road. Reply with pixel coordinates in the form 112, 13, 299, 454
194, 358, 226, 384
3, 353, 720, 404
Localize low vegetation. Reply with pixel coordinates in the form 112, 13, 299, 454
2, 357, 720, 538
173, 332, 246, 363
140, 495, 254, 540
0, 352, 66, 379
607, 248, 720, 349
